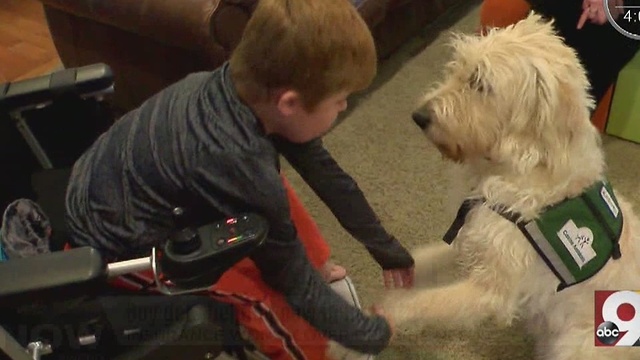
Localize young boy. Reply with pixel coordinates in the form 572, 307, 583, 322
65, 0, 414, 358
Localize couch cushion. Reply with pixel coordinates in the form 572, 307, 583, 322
40, 0, 222, 52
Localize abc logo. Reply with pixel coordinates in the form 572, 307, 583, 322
595, 290, 640, 346
596, 321, 620, 345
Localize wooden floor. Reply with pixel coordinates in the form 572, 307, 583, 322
0, 0, 62, 83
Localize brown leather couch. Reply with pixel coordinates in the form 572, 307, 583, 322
39, 0, 465, 113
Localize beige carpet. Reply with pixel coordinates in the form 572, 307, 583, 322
281, 4, 640, 359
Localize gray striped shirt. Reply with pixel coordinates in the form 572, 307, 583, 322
65, 63, 410, 354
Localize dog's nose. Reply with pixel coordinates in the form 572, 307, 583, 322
412, 111, 431, 129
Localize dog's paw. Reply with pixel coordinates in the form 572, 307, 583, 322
379, 289, 418, 325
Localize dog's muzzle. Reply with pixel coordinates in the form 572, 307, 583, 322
412, 111, 431, 129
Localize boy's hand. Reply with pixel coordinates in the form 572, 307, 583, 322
366, 236, 415, 289
383, 266, 415, 289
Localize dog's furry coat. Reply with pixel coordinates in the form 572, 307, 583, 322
384, 13, 640, 360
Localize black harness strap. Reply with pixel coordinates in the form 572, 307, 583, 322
443, 198, 572, 291
443, 198, 484, 244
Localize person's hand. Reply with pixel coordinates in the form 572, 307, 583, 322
370, 304, 395, 341
578, 0, 625, 29
383, 266, 415, 289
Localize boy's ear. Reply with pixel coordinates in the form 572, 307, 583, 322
276, 89, 304, 117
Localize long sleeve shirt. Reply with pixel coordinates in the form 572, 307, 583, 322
65, 62, 412, 354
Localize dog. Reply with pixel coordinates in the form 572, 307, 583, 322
382, 12, 640, 360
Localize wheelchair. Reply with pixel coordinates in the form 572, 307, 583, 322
0, 65, 270, 360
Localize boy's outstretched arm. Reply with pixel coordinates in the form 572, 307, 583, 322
189, 150, 392, 354
275, 137, 415, 280
251, 232, 393, 354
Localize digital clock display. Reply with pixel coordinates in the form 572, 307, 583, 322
606, 0, 640, 40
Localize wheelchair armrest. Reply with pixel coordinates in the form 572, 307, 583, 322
0, 63, 114, 113
0, 247, 107, 308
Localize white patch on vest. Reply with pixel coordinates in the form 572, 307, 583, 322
557, 219, 597, 268
600, 186, 619, 218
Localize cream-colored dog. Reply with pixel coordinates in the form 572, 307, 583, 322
383, 13, 640, 360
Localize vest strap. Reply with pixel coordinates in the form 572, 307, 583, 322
442, 180, 623, 292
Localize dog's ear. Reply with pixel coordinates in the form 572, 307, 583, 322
496, 61, 560, 173
529, 62, 588, 171
532, 67, 556, 130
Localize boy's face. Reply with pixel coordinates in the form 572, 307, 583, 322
275, 90, 350, 143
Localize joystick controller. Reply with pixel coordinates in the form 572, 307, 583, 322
168, 207, 201, 255
160, 212, 269, 289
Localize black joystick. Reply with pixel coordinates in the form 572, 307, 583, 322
169, 207, 202, 255
159, 213, 269, 289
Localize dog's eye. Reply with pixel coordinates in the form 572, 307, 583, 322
469, 71, 490, 93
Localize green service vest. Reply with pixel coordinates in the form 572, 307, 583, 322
443, 180, 623, 291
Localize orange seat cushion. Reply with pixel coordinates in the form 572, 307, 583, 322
480, 0, 531, 30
